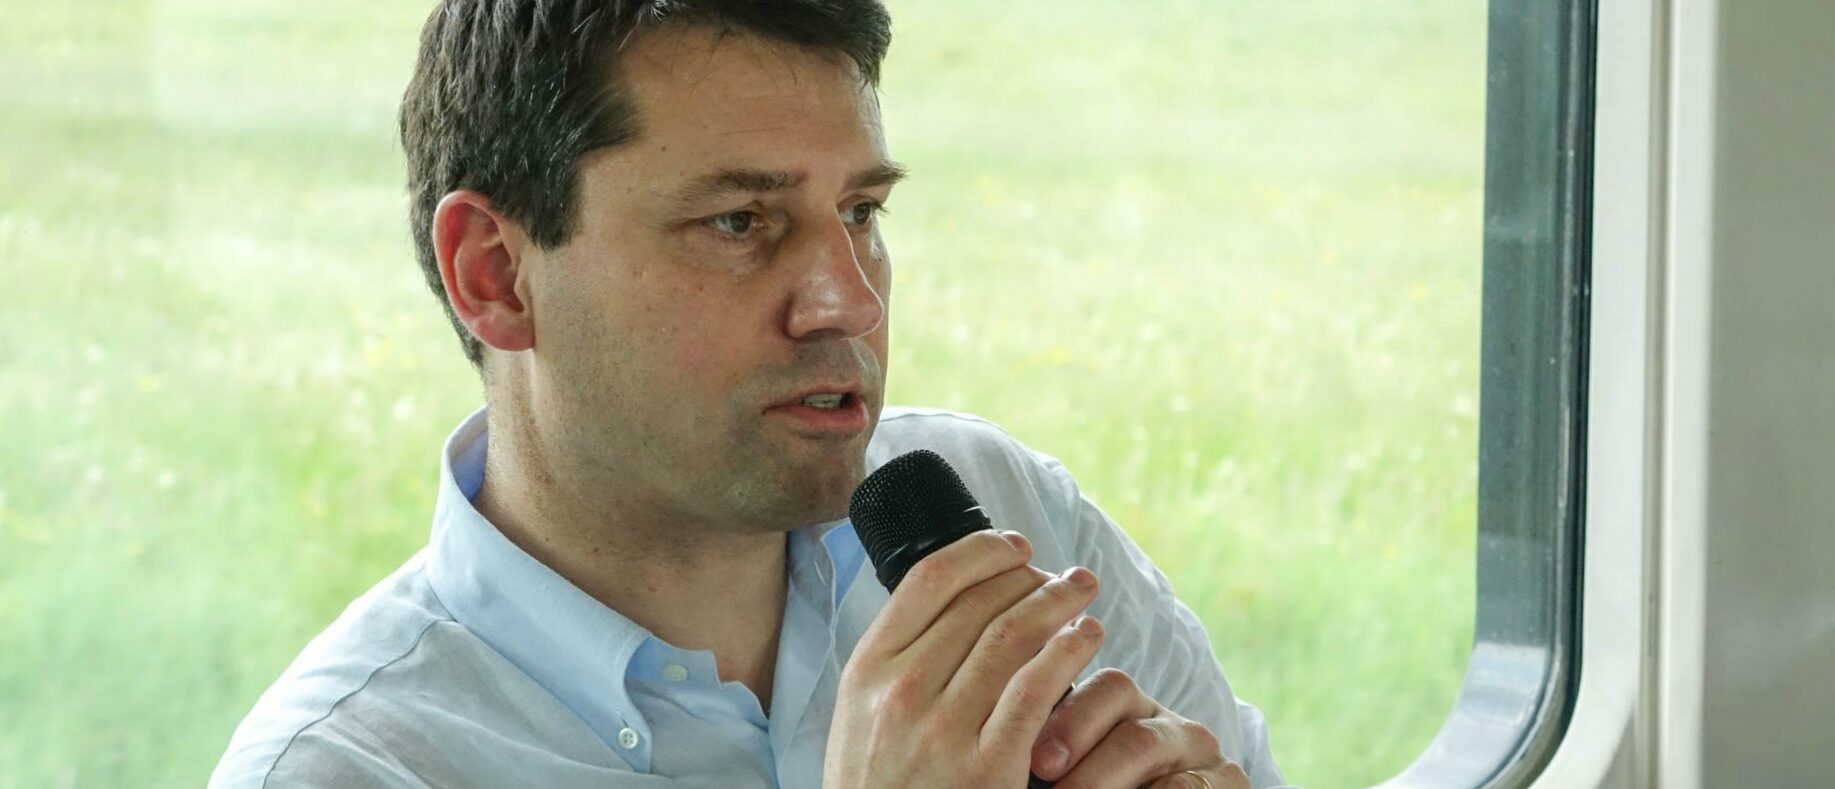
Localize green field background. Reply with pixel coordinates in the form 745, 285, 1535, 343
0, 1, 1483, 787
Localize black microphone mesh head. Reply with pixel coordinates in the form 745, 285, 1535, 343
849, 449, 987, 587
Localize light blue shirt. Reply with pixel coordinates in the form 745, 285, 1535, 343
211, 406, 1287, 788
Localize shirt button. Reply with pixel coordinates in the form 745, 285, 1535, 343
662, 663, 689, 682
618, 727, 640, 750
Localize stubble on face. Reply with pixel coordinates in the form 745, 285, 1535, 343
515, 25, 895, 540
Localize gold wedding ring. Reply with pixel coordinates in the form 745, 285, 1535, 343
1177, 770, 1215, 789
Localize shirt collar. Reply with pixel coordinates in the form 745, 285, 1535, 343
422, 406, 867, 769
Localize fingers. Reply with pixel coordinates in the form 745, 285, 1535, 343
946, 565, 1099, 710
855, 529, 1033, 657
1146, 763, 1252, 789
1145, 763, 1252, 789
905, 563, 1052, 676
1029, 668, 1159, 780
1051, 713, 1227, 789
978, 613, 1105, 754
1146, 772, 1210, 789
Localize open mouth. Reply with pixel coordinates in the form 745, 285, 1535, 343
798, 392, 852, 410
766, 389, 870, 435
765, 383, 870, 434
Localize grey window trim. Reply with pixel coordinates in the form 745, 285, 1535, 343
1378, 1, 1595, 787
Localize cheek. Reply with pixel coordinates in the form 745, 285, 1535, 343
537, 269, 679, 395
631, 289, 758, 397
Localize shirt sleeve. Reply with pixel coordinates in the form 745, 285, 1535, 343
1028, 451, 1293, 789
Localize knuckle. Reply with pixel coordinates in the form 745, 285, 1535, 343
1011, 682, 1050, 713
961, 595, 1007, 628
903, 554, 953, 588
836, 663, 868, 695
949, 584, 998, 622
1115, 719, 1164, 759
1182, 718, 1221, 757
879, 673, 929, 718
961, 569, 1044, 619
971, 528, 1025, 559
1090, 666, 1136, 694
984, 617, 1036, 655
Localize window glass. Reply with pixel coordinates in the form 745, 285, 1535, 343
0, 1, 1484, 786
880, 2, 1485, 785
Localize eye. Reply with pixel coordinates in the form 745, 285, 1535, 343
706, 210, 760, 236
844, 200, 885, 228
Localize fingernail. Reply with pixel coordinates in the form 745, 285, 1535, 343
1002, 530, 1030, 550
1035, 739, 1068, 775
1063, 566, 1096, 590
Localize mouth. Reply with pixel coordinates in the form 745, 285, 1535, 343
769, 382, 868, 409
765, 386, 872, 435
793, 391, 854, 410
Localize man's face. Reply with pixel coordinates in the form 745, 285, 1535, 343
516, 25, 897, 533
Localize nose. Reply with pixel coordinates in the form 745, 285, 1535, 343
783, 216, 886, 341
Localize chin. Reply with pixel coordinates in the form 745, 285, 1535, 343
717, 449, 864, 532
775, 456, 867, 530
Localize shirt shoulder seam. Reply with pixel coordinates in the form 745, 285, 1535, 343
878, 408, 1063, 474
878, 408, 1021, 439
255, 616, 447, 789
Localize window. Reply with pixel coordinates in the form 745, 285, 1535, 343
0, 1, 1590, 786
882, 1, 1591, 786
1386, 1, 1595, 785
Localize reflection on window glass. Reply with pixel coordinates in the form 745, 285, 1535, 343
0, 1, 1480, 787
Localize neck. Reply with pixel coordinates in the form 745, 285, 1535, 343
470, 409, 789, 713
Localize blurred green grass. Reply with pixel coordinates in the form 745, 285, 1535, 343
0, 1, 1482, 787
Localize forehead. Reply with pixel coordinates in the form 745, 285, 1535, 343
612, 24, 887, 165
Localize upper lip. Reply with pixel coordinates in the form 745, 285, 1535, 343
769, 382, 867, 409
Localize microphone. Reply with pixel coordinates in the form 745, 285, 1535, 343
848, 449, 1063, 789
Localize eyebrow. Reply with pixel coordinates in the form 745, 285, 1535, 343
671, 161, 909, 206
846, 161, 910, 191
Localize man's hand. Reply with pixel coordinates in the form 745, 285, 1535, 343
822, 530, 1106, 789
1027, 668, 1250, 789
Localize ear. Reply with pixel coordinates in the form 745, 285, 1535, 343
432, 191, 536, 355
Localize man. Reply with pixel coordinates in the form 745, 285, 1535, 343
212, 2, 1286, 787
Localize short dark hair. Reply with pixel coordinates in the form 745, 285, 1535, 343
399, 0, 893, 370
